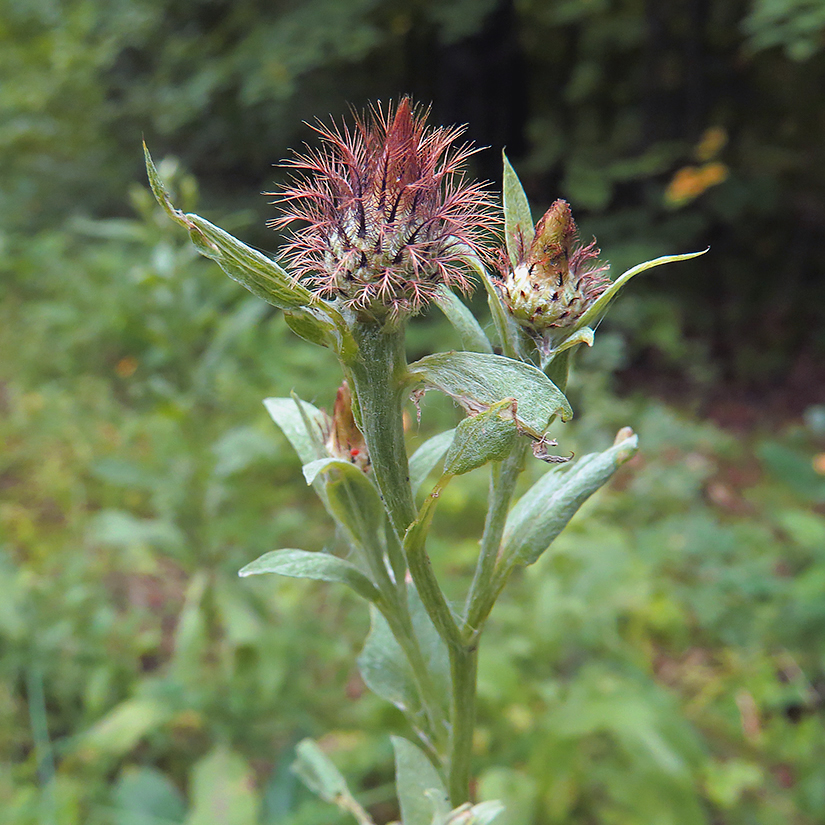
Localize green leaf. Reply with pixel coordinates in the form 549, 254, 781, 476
186, 746, 260, 825
239, 549, 380, 603
284, 308, 333, 348
113, 766, 186, 825
78, 698, 173, 758
433, 802, 505, 825
409, 430, 455, 495
392, 736, 449, 825
443, 399, 518, 476
263, 395, 326, 466
302, 458, 386, 554
434, 287, 493, 353
461, 254, 519, 358
502, 152, 534, 270
292, 739, 375, 825
503, 431, 639, 566
574, 250, 708, 333
358, 587, 449, 718
407, 351, 573, 436
145, 142, 318, 312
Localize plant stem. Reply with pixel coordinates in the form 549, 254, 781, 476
448, 644, 478, 806
345, 321, 417, 537
464, 440, 529, 630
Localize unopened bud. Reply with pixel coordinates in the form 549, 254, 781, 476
500, 199, 609, 337
323, 382, 370, 472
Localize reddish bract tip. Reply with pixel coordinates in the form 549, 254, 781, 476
270, 98, 498, 320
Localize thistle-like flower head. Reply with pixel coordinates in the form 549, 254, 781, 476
500, 199, 609, 339
272, 98, 496, 320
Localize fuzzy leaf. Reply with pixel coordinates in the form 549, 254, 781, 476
461, 254, 519, 358
574, 250, 708, 333
407, 351, 572, 436
409, 430, 455, 495
392, 737, 450, 825
443, 400, 518, 476
358, 587, 449, 718
239, 549, 380, 602
145, 142, 318, 312
263, 396, 326, 466
503, 431, 639, 566
502, 152, 534, 269
302, 459, 385, 554
434, 287, 493, 353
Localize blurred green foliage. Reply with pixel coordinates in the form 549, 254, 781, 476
2, 0, 825, 822
2, 161, 825, 824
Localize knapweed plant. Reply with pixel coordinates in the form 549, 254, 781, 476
145, 99, 703, 825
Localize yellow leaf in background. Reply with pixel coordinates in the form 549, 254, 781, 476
695, 126, 728, 161
665, 162, 729, 207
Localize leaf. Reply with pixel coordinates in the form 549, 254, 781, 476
112, 766, 186, 825
392, 737, 449, 825
239, 549, 380, 602
78, 698, 172, 758
409, 430, 455, 495
145, 142, 318, 312
574, 250, 709, 333
461, 254, 519, 358
292, 739, 375, 825
407, 351, 573, 436
263, 395, 326, 466
302, 458, 386, 554
443, 400, 518, 476
186, 746, 260, 825
358, 587, 449, 718
502, 152, 534, 270
434, 802, 505, 825
503, 431, 639, 566
434, 287, 493, 353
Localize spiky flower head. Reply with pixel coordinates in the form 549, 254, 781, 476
272, 98, 496, 321
500, 199, 609, 339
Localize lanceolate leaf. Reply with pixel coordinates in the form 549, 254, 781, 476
407, 351, 572, 436
263, 396, 325, 466
392, 737, 450, 825
502, 152, 534, 270
502, 431, 639, 566
461, 254, 519, 358
574, 250, 708, 333
145, 142, 322, 312
239, 549, 380, 603
409, 430, 455, 495
434, 287, 493, 354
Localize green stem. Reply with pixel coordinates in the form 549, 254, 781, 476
465, 444, 528, 636
448, 644, 478, 806
464, 440, 529, 630
345, 321, 417, 538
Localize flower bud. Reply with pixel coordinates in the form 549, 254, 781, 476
500, 199, 609, 338
323, 382, 370, 472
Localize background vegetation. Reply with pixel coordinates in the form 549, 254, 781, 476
2, 1, 824, 823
